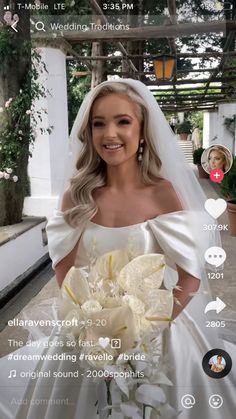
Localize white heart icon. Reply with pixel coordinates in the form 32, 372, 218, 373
204, 199, 227, 219
98, 337, 110, 348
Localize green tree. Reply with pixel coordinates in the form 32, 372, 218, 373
0, 1, 31, 225
0, 1, 52, 226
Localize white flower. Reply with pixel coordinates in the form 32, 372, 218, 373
26, 110, 31, 115
123, 294, 145, 315
12, 175, 18, 182
19, 89, 22, 94
5, 98, 13, 108
82, 343, 117, 368
89, 249, 129, 285
3, 11, 12, 25
60, 308, 86, 342
18, 130, 23, 135
6, 168, 13, 174
0, 171, 4, 178
81, 299, 103, 317
4, 172, 10, 179
36, 47, 42, 54
0, 107, 3, 113
19, 137, 22, 141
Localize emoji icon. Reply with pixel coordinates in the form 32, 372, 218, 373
209, 394, 223, 409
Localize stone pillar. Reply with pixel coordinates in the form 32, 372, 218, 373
217, 102, 236, 155
23, 44, 69, 218
203, 111, 219, 148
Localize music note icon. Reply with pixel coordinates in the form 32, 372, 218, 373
8, 370, 16, 378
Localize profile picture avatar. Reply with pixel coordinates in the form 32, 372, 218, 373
201, 144, 233, 175
202, 349, 232, 379
209, 355, 226, 373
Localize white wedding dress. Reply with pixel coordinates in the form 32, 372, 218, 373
0, 210, 235, 419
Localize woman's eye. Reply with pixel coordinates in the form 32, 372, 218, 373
119, 119, 130, 125
93, 121, 104, 127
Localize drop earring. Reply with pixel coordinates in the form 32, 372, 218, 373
138, 139, 144, 162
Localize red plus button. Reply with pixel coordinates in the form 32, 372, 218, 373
210, 168, 224, 183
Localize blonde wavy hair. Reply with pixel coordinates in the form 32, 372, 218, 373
64, 81, 162, 227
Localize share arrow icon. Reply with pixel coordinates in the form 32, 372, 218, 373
204, 297, 226, 314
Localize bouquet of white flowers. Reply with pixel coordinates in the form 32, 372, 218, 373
58, 250, 176, 418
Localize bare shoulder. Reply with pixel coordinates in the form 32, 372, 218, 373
61, 188, 75, 211
151, 178, 183, 213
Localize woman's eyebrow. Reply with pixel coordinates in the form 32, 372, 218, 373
92, 114, 133, 120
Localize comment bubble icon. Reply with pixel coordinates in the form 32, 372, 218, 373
204, 247, 226, 268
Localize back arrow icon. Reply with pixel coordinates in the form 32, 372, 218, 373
11, 21, 18, 32
204, 297, 226, 314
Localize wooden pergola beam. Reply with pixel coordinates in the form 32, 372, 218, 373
167, 0, 178, 106
89, 0, 138, 75
162, 107, 218, 111
105, 67, 236, 76
61, 39, 94, 71
66, 51, 236, 60
154, 93, 226, 97
73, 67, 236, 75
35, 20, 236, 43
176, 67, 236, 73
158, 97, 225, 103
161, 104, 218, 110
198, 28, 236, 104
152, 86, 228, 92
144, 76, 236, 85
59, 0, 236, 109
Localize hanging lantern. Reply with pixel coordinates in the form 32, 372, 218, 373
153, 55, 176, 81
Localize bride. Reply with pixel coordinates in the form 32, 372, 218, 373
0, 79, 235, 419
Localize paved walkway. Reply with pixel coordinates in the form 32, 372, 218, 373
0, 166, 235, 357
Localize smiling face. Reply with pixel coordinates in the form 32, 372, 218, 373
208, 150, 225, 171
91, 93, 142, 167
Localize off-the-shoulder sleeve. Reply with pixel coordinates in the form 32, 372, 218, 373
46, 210, 84, 269
148, 211, 202, 280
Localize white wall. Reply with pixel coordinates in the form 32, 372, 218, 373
203, 104, 236, 155
203, 111, 219, 148
218, 102, 236, 155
